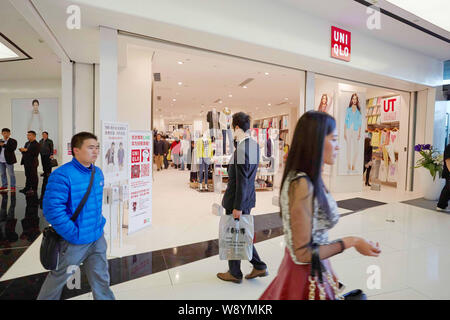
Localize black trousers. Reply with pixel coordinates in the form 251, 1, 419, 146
24, 165, 38, 191
41, 154, 52, 176
226, 209, 267, 279
163, 154, 169, 169
437, 178, 450, 209
363, 164, 372, 185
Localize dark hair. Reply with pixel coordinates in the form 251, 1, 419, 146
71, 132, 97, 155
27, 131, 36, 136
364, 137, 371, 150
232, 112, 251, 132
1, 128, 10, 133
42, 131, 48, 135
32, 99, 39, 106
348, 93, 361, 113
280, 111, 336, 217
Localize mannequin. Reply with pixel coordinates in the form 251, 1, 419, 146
206, 107, 220, 139
196, 132, 213, 191
219, 107, 233, 155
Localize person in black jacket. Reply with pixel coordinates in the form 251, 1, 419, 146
363, 137, 373, 186
437, 143, 450, 212
217, 112, 268, 284
39, 131, 54, 178
19, 131, 41, 195
0, 128, 18, 193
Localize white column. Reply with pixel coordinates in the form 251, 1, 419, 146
74, 63, 94, 133
99, 26, 118, 122
61, 60, 74, 165
305, 71, 315, 112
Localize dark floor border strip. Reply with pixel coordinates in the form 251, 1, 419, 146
0, 197, 390, 299
353, 0, 450, 43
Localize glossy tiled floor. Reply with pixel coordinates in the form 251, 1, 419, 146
0, 168, 448, 300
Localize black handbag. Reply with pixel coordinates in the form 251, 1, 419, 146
50, 158, 58, 167
40, 166, 95, 271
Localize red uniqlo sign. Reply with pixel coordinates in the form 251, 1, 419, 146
331, 26, 351, 62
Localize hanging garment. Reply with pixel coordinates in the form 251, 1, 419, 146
382, 146, 389, 168
389, 130, 399, 153
387, 162, 398, 183
371, 131, 380, 147
385, 144, 396, 164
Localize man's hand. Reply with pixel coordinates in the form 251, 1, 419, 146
19, 148, 27, 152
232, 209, 242, 220
0, 142, 4, 147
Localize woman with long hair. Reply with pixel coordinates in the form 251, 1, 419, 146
259, 111, 380, 300
344, 93, 362, 172
317, 94, 332, 113
363, 137, 373, 186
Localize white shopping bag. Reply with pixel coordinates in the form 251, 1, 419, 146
219, 214, 254, 260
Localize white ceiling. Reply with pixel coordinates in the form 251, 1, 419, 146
0, 0, 60, 80
280, 0, 450, 61
134, 40, 302, 123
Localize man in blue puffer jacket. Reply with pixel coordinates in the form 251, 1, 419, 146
37, 132, 115, 300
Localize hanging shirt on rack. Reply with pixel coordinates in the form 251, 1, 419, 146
371, 131, 381, 147
389, 130, 399, 153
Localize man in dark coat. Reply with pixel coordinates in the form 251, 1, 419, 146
218, 112, 268, 284
0, 128, 17, 193
437, 143, 450, 213
19, 131, 40, 195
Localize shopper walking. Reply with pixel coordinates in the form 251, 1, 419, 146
39, 131, 54, 178
162, 135, 169, 169
37, 132, 115, 300
260, 111, 381, 300
153, 134, 164, 171
19, 131, 40, 195
363, 137, 373, 187
437, 142, 450, 212
0, 128, 17, 193
217, 112, 268, 283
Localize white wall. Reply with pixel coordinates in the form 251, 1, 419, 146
74, 0, 443, 88
118, 45, 152, 131
0, 79, 62, 171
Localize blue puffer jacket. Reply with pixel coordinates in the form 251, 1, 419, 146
43, 157, 106, 244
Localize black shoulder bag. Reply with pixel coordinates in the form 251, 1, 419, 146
40, 166, 95, 271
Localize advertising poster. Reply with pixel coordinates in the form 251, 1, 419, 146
128, 131, 152, 234
102, 121, 128, 183
316, 93, 334, 115
338, 91, 366, 176
11, 98, 59, 161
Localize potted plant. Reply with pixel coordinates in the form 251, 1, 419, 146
414, 144, 445, 200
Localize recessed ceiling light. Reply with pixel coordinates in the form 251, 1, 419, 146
177, 61, 183, 65
265, 72, 269, 75
243, 86, 247, 89
172, 99, 176, 102
284, 97, 289, 100
0, 42, 19, 59
228, 94, 233, 98
268, 103, 271, 106
219, 100, 223, 104
178, 82, 183, 86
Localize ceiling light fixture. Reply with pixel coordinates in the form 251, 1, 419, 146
0, 41, 19, 59
178, 82, 183, 86
243, 86, 247, 89
172, 99, 176, 102
265, 72, 269, 75
228, 94, 233, 98
284, 97, 289, 100
268, 103, 271, 106
177, 61, 183, 65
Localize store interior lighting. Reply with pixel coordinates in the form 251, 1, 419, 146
0, 41, 19, 60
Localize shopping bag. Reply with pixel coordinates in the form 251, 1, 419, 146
219, 214, 254, 260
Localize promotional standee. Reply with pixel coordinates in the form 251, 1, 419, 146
101, 121, 129, 250
338, 91, 366, 176
128, 131, 152, 234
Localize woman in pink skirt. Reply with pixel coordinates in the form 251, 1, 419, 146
260, 111, 381, 300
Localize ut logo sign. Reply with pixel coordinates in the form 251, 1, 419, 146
66, 5, 81, 30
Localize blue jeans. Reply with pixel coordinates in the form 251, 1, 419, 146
37, 234, 115, 300
199, 158, 210, 184
0, 162, 15, 188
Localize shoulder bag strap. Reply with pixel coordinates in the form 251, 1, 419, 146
70, 166, 96, 222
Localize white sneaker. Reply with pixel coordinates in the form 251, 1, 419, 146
436, 207, 450, 213
199, 184, 203, 191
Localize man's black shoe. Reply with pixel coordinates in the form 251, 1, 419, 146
19, 188, 27, 193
